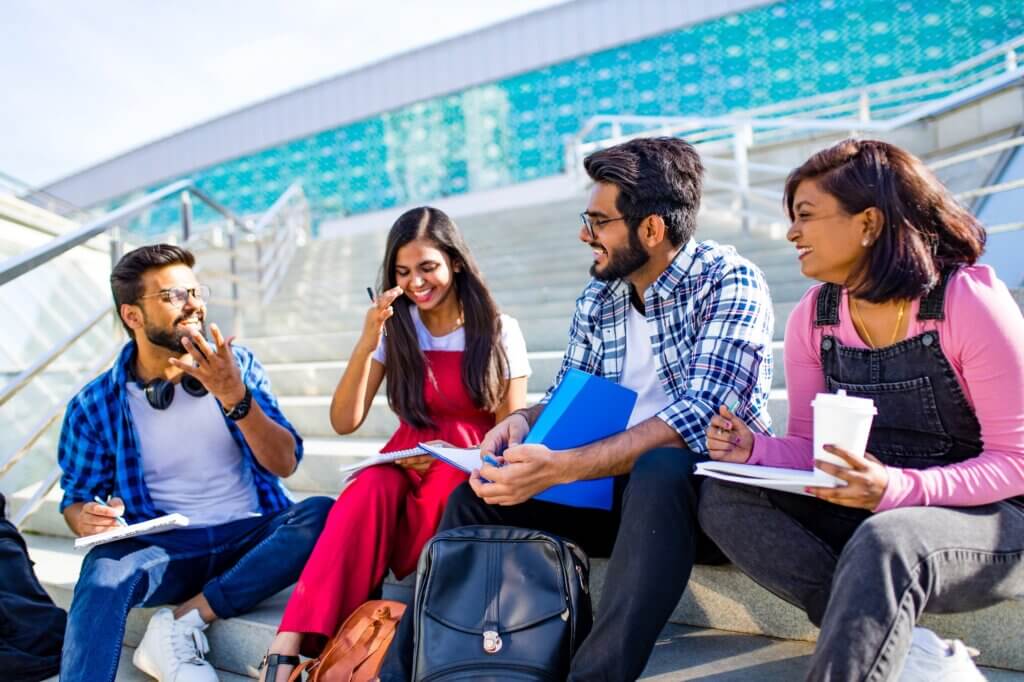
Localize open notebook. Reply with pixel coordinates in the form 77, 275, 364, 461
74, 513, 191, 550
338, 447, 428, 480
694, 461, 844, 496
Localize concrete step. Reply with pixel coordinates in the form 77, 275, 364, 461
272, 237, 801, 294
243, 314, 580, 364
263, 344, 787, 398
41, 646, 252, 682
242, 299, 580, 337
278, 390, 788, 440
26, 533, 286, 679
25, 534, 1024, 677
263, 350, 566, 397
241, 297, 794, 342
274, 241, 803, 292
256, 275, 812, 327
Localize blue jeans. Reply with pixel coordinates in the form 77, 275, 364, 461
60, 496, 332, 682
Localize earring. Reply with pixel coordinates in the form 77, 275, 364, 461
861, 238, 870, 247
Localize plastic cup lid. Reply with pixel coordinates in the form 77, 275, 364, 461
811, 389, 877, 414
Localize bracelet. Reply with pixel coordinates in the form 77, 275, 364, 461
222, 386, 252, 421
509, 408, 534, 426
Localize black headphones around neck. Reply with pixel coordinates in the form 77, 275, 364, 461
128, 362, 208, 410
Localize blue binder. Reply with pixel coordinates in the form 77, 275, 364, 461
526, 368, 638, 510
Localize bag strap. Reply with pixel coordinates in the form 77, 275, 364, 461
287, 659, 317, 682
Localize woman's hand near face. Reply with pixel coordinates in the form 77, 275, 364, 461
360, 286, 403, 349
705, 404, 755, 463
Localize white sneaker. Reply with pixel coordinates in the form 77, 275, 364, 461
132, 608, 218, 681
898, 626, 986, 682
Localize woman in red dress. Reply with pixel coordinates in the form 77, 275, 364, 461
259, 206, 531, 680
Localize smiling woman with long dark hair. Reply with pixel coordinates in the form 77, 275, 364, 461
698, 139, 1024, 681
257, 207, 531, 681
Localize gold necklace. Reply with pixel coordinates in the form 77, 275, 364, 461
851, 297, 906, 348
425, 309, 464, 336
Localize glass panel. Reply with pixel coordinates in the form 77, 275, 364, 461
978, 145, 1024, 287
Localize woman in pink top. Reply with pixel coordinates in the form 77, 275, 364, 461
698, 139, 1024, 682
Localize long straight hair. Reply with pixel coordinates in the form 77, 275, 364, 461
379, 207, 509, 429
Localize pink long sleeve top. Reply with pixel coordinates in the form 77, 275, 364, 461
749, 265, 1024, 511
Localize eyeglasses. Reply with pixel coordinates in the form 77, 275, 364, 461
580, 212, 627, 240
136, 285, 211, 308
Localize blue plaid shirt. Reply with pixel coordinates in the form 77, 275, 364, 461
58, 341, 303, 524
544, 239, 775, 453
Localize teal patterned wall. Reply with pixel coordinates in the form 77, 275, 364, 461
113, 0, 1024, 235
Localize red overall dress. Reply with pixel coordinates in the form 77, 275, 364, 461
278, 350, 494, 653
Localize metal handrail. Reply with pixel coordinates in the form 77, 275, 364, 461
12, 465, 62, 528
570, 35, 1024, 157
569, 35, 1024, 236
0, 305, 111, 409
0, 169, 83, 217
0, 178, 263, 288
0, 179, 310, 527
0, 340, 122, 480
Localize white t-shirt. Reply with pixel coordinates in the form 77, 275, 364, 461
372, 308, 532, 379
127, 382, 261, 527
621, 303, 672, 428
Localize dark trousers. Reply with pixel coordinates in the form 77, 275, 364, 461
0, 513, 66, 682
699, 481, 1024, 681
380, 447, 723, 682
61, 496, 333, 682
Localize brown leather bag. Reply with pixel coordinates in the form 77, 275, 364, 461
288, 600, 406, 682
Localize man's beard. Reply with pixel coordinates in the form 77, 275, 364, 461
142, 311, 205, 354
589, 227, 650, 281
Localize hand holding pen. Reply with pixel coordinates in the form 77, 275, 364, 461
361, 285, 403, 348
706, 399, 754, 464
76, 495, 128, 536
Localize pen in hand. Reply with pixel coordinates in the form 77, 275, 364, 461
367, 286, 388, 337
93, 495, 128, 527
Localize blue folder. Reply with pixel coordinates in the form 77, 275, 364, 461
526, 368, 637, 510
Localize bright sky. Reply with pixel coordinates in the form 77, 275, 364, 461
0, 0, 568, 186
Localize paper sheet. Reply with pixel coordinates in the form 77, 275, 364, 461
74, 513, 191, 550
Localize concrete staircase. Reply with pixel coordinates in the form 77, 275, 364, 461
20, 194, 1024, 679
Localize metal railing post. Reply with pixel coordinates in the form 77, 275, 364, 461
733, 123, 753, 233
109, 226, 123, 332
227, 220, 240, 337
858, 90, 872, 123
180, 191, 193, 242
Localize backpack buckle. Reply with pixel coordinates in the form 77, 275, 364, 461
482, 630, 503, 654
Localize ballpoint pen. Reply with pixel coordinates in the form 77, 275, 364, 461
93, 495, 128, 527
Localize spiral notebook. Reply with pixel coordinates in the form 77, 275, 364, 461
338, 447, 428, 480
73, 513, 191, 550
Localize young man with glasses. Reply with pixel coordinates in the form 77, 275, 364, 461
56, 244, 332, 682
381, 137, 776, 681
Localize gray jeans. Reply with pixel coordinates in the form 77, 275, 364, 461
698, 480, 1024, 682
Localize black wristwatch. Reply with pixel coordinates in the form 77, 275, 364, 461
222, 386, 252, 421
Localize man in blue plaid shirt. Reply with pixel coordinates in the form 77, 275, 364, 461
382, 137, 775, 682
57, 245, 332, 682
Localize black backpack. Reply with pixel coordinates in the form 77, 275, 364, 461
410, 525, 592, 681
0, 494, 67, 682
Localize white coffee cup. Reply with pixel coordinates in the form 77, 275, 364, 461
811, 389, 877, 485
